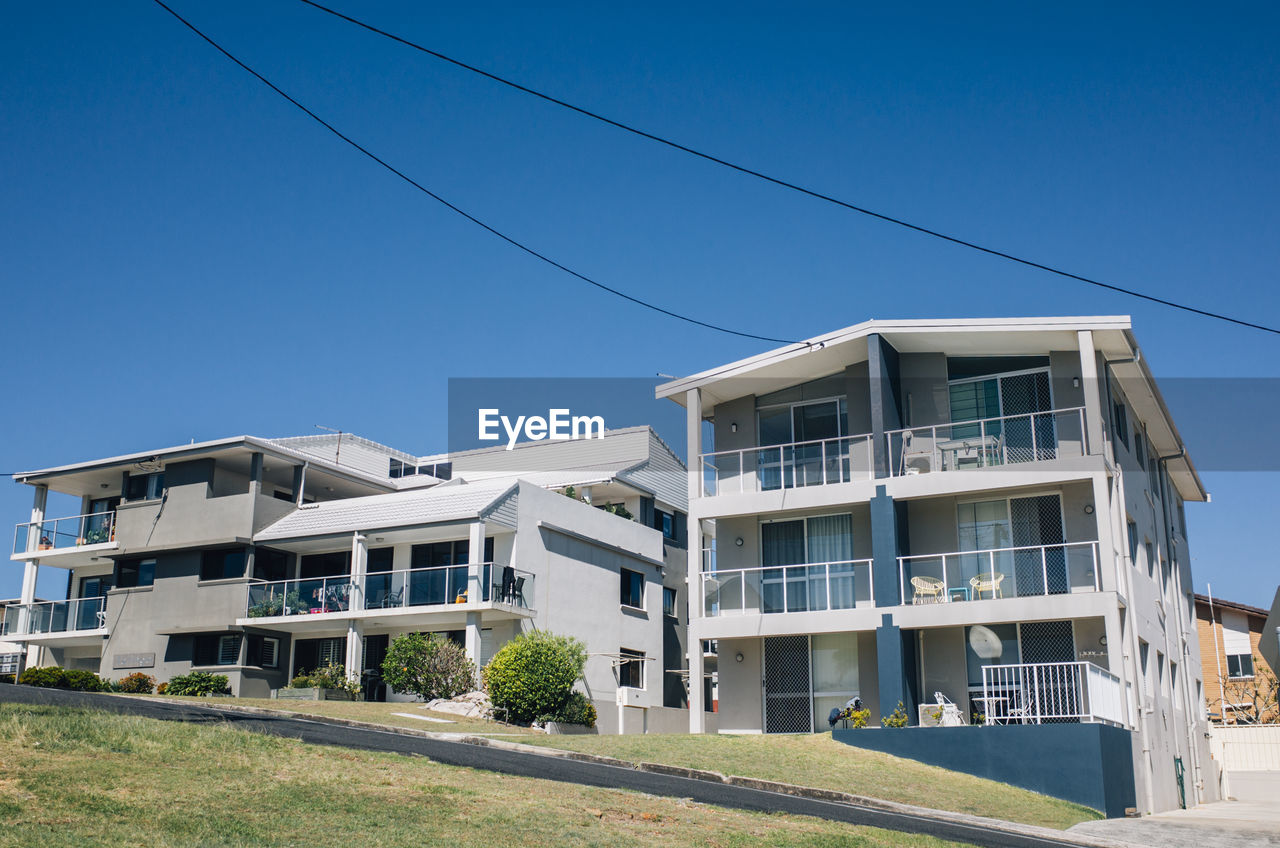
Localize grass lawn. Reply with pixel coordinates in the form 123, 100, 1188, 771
133, 694, 544, 737
0, 704, 965, 848
524, 733, 1101, 830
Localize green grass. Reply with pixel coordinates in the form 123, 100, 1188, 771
0, 704, 965, 848
523, 733, 1101, 830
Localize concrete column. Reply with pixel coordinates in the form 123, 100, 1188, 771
344, 620, 364, 685
465, 611, 482, 673
292, 464, 306, 505
467, 521, 485, 602
25, 484, 48, 555
1077, 330, 1105, 456
1091, 472, 1119, 593
686, 387, 707, 733
15, 486, 47, 666
868, 334, 902, 479
349, 532, 367, 613
875, 614, 905, 722
248, 452, 264, 499
870, 486, 902, 607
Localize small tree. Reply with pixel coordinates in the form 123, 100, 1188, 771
1214, 654, 1279, 725
482, 630, 587, 725
381, 633, 476, 701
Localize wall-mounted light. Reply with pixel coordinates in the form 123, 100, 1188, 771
735, 652, 744, 663
1073, 377, 1080, 388
735, 537, 744, 547
1084, 504, 1094, 515
730, 423, 738, 433
100, 483, 109, 489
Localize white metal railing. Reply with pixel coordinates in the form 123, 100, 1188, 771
1, 597, 107, 636
245, 563, 534, 618
899, 541, 1099, 605
13, 511, 116, 555
980, 661, 1127, 727
699, 434, 874, 496
700, 559, 874, 616
885, 407, 1087, 477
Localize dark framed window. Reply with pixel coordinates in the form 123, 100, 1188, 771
201, 548, 247, 582
618, 648, 645, 689
253, 548, 290, 582
367, 547, 394, 573
1112, 399, 1129, 449
1144, 540, 1155, 578
116, 557, 156, 588
662, 587, 677, 618
125, 472, 165, 501
299, 551, 351, 579
620, 568, 644, 609
246, 634, 280, 669
1126, 520, 1138, 563
194, 633, 241, 666
1227, 654, 1254, 679
655, 509, 675, 540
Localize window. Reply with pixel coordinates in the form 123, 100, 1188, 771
655, 508, 675, 540
1157, 651, 1166, 696
1227, 654, 1254, 680
1134, 432, 1145, 468
253, 548, 289, 582
246, 634, 279, 668
1126, 519, 1138, 563
1144, 540, 1155, 578
201, 549, 247, 581
1112, 398, 1129, 448
1149, 454, 1160, 500
618, 648, 645, 689
194, 633, 241, 666
125, 471, 165, 501
620, 568, 645, 609
116, 558, 156, 589
662, 587, 677, 618
1139, 640, 1151, 698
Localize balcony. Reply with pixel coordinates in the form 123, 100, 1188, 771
12, 511, 116, 558
700, 559, 874, 617
2, 597, 107, 639
699, 434, 875, 497
899, 542, 1099, 605
885, 407, 1088, 477
979, 661, 1129, 728
244, 563, 535, 619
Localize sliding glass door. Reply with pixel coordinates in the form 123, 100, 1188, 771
761, 515, 855, 613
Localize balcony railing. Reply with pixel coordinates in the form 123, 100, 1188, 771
885, 407, 1087, 477
899, 541, 1099, 605
245, 563, 534, 618
980, 661, 1128, 727
1, 597, 107, 637
699, 434, 874, 497
700, 559, 874, 617
13, 511, 116, 556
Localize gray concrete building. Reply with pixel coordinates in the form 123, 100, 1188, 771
658, 315, 1212, 813
5, 427, 695, 734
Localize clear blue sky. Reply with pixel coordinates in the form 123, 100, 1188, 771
2, 2, 1276, 605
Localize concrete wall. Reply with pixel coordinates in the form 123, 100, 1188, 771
834, 723, 1138, 817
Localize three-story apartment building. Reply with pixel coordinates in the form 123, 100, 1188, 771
6, 427, 694, 734
658, 316, 1210, 813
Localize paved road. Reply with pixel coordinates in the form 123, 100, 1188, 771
2, 685, 1089, 848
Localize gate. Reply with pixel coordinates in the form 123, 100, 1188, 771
764, 635, 812, 733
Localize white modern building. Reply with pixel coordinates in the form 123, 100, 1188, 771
5, 427, 697, 733
658, 316, 1211, 814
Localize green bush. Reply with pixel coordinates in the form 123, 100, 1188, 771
381, 633, 475, 701
166, 671, 231, 697
881, 701, 909, 728
19, 666, 108, 691
538, 690, 596, 728
0, 674, 13, 685
289, 662, 359, 695
116, 672, 156, 694
482, 630, 586, 725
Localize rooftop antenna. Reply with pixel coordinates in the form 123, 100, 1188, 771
315, 424, 343, 465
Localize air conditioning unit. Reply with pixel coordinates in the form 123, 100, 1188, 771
616, 687, 648, 708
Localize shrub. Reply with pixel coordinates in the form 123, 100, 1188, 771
19, 666, 107, 691
538, 690, 597, 728
840, 707, 871, 728
881, 701, 909, 728
0, 674, 13, 685
289, 662, 359, 695
381, 633, 475, 701
482, 630, 586, 725
166, 671, 231, 697
155, 682, 168, 695
116, 672, 156, 694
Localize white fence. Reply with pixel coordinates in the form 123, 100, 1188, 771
980, 661, 1128, 728
1210, 724, 1280, 772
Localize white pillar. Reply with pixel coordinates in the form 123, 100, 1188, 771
349, 532, 367, 614
467, 521, 485, 602
15, 486, 47, 656
1091, 472, 1119, 593
344, 620, 364, 686
465, 611, 482, 676
686, 387, 707, 732
1077, 330, 1105, 456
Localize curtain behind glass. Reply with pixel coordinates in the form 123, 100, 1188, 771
807, 514, 854, 609
761, 521, 804, 613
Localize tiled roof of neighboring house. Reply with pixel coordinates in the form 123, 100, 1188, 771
1194, 593, 1269, 618
254, 477, 520, 540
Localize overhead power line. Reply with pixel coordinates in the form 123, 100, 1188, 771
151, 1, 798, 345
296, 0, 1280, 337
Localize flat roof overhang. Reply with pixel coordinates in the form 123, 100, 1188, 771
236, 602, 533, 634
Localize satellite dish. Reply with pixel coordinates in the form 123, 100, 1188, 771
969, 625, 1004, 660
